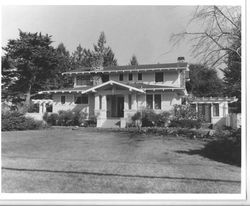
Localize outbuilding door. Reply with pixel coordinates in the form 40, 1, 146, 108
198, 104, 211, 123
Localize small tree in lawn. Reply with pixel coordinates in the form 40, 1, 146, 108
2, 30, 59, 107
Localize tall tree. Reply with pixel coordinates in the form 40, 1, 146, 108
186, 64, 224, 97
92, 32, 117, 68
49, 43, 73, 89
2, 30, 59, 105
130, 55, 139, 66
71, 32, 117, 85
222, 18, 241, 112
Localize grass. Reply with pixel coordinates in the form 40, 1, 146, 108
1, 128, 241, 193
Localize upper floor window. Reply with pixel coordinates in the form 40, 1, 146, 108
61, 96, 65, 104
138, 73, 142, 81
75, 95, 88, 104
119, 74, 123, 81
129, 73, 133, 81
213, 103, 219, 116
154, 94, 161, 109
155, 72, 163, 82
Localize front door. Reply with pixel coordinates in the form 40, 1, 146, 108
117, 96, 124, 117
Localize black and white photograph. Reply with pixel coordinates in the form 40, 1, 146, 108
0, 0, 248, 205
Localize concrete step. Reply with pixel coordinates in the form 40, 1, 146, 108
101, 118, 121, 128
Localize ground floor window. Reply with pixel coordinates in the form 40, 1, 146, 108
190, 104, 196, 112
146, 95, 153, 109
213, 103, 219, 116
154, 94, 161, 109
61, 96, 65, 104
128, 94, 132, 109
74, 95, 88, 104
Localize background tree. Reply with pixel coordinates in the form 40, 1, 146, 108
130, 55, 139, 66
172, 6, 241, 112
171, 6, 241, 67
2, 30, 59, 106
71, 32, 117, 85
186, 64, 224, 97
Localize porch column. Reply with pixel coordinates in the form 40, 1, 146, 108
211, 103, 213, 120
131, 93, 137, 110
39, 102, 43, 114
94, 94, 100, 115
124, 94, 129, 110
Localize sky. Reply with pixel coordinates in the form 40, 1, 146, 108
2, 5, 198, 65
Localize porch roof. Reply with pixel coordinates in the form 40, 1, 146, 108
189, 96, 238, 103
62, 62, 188, 75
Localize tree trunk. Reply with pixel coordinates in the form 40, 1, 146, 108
25, 85, 32, 106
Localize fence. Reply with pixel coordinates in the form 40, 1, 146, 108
226, 113, 241, 129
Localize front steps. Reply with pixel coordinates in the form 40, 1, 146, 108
101, 118, 121, 128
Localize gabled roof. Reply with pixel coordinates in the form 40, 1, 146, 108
38, 81, 145, 94
63, 62, 188, 75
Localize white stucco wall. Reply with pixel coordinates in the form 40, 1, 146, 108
109, 71, 180, 87
52, 93, 91, 116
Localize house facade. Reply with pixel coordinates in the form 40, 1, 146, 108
39, 61, 189, 127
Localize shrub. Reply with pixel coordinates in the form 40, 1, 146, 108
131, 110, 171, 127
173, 104, 202, 121
43, 110, 87, 126
169, 119, 202, 129
2, 111, 43, 131
43, 112, 59, 126
27, 102, 39, 113
202, 128, 241, 166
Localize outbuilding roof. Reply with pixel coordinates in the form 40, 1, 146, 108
189, 96, 238, 103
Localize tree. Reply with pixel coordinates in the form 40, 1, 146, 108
222, 25, 241, 112
186, 64, 224, 97
171, 6, 241, 67
130, 55, 139, 66
2, 30, 59, 105
71, 32, 117, 85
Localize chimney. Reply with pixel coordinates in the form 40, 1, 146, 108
177, 57, 185, 63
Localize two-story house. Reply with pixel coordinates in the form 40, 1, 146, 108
39, 60, 189, 127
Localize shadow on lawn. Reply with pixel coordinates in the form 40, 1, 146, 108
176, 139, 241, 167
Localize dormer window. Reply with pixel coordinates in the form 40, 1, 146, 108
129, 73, 133, 81
155, 72, 163, 82
119, 74, 123, 81
102, 74, 109, 82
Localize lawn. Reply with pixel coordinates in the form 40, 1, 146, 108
1, 128, 241, 193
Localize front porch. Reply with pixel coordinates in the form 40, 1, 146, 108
94, 92, 142, 128
86, 80, 144, 128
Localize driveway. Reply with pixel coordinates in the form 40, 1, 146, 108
2, 128, 241, 193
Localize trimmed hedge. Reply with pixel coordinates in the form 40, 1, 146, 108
2, 111, 43, 131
